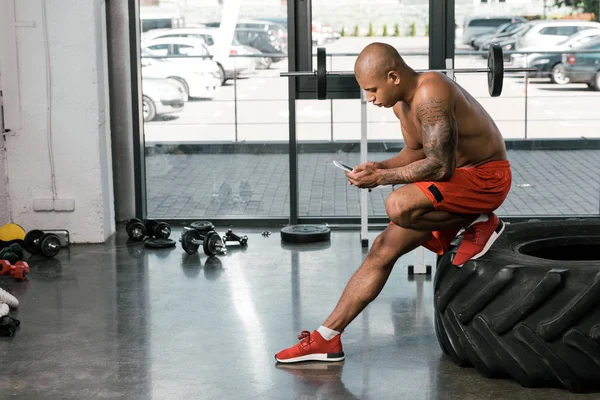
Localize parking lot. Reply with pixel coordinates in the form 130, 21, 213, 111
141, 36, 600, 219
142, 37, 600, 143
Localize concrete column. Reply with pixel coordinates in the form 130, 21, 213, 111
0, 0, 115, 243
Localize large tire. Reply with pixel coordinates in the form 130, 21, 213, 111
434, 219, 600, 393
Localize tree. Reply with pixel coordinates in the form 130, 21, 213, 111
554, 0, 600, 20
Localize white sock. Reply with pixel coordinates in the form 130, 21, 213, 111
317, 325, 340, 341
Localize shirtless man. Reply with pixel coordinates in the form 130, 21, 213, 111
275, 42, 512, 363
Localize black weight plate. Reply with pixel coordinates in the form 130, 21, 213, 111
40, 233, 61, 258
155, 222, 171, 239
317, 47, 327, 100
488, 44, 503, 97
127, 221, 146, 240
144, 238, 176, 249
126, 218, 143, 232
181, 230, 201, 255
24, 230, 45, 254
203, 231, 224, 256
190, 221, 215, 235
281, 225, 331, 244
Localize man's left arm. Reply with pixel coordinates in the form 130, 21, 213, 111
378, 89, 458, 185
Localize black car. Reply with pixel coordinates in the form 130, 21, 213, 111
234, 28, 287, 63
527, 52, 570, 84
562, 38, 600, 89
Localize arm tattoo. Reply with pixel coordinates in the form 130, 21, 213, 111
380, 99, 457, 185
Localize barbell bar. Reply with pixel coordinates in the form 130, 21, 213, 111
280, 44, 537, 99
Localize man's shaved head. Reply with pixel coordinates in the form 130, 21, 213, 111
353, 42, 416, 108
354, 42, 407, 80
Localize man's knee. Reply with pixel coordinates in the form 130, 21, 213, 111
385, 191, 416, 228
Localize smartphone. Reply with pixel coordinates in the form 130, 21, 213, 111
333, 160, 353, 172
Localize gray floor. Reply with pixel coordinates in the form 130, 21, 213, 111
145, 149, 600, 219
0, 226, 598, 399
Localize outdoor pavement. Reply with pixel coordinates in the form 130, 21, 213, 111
145, 149, 600, 219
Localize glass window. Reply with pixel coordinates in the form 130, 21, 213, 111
146, 44, 170, 56
139, 1, 289, 220
555, 26, 579, 36
173, 44, 193, 55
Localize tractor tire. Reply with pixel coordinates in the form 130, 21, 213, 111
434, 219, 600, 393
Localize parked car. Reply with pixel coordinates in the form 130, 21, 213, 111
142, 78, 185, 122
141, 52, 220, 100
478, 22, 531, 51
515, 20, 600, 50
562, 37, 600, 89
462, 16, 528, 45
141, 36, 233, 85
204, 19, 288, 43
511, 29, 600, 84
471, 20, 527, 49
234, 28, 287, 64
141, 28, 259, 82
140, 2, 184, 33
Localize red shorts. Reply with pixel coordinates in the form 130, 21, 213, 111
393, 160, 512, 255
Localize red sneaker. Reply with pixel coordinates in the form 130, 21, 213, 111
452, 213, 505, 267
275, 330, 345, 363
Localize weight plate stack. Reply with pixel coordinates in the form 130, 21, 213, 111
280, 225, 331, 244
181, 229, 201, 255
40, 233, 61, 258
190, 221, 215, 235
126, 218, 146, 240
203, 231, 225, 256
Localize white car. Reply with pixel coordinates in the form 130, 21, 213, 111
141, 37, 226, 84
142, 78, 185, 122
515, 20, 600, 50
141, 28, 257, 83
141, 53, 220, 100
511, 28, 600, 68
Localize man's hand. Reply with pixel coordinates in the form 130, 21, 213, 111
346, 163, 383, 189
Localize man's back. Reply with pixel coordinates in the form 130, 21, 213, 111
394, 71, 507, 169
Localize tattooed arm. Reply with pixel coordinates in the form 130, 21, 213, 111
378, 84, 457, 185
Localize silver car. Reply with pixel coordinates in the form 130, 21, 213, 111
462, 16, 527, 45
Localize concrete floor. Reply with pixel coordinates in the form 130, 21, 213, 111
0, 226, 597, 399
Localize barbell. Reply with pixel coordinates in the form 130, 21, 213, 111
280, 44, 537, 99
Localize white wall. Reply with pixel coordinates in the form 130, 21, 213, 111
0, 133, 7, 226
0, 0, 115, 243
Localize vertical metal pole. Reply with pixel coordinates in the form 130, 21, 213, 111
360, 89, 368, 248
330, 54, 334, 142
233, 56, 238, 142
0, 91, 4, 135
524, 58, 529, 140
429, 0, 455, 70
289, 81, 298, 225
128, 0, 147, 219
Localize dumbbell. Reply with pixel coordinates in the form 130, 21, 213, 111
223, 229, 248, 246
126, 218, 146, 240
23, 230, 61, 258
0, 243, 24, 265
180, 228, 226, 256
126, 218, 171, 241
144, 219, 171, 240
0, 260, 30, 281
